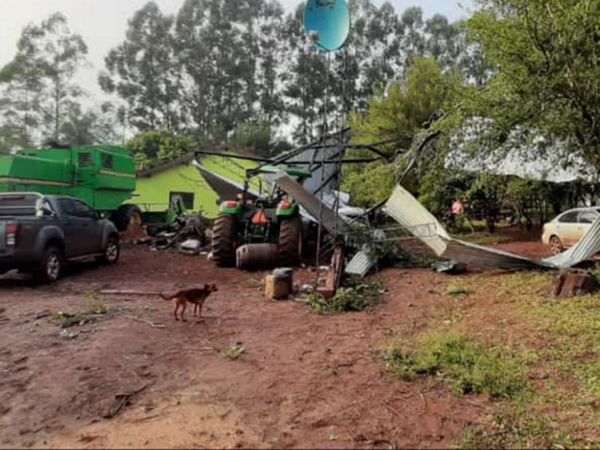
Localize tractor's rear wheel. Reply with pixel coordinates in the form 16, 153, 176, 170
212, 214, 237, 267
278, 216, 303, 266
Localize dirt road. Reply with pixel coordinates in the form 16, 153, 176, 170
0, 245, 502, 448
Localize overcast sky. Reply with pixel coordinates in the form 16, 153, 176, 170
0, 0, 474, 101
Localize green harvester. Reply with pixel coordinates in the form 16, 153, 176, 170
0, 146, 146, 231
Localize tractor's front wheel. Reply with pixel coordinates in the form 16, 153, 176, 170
212, 214, 237, 267
278, 216, 303, 266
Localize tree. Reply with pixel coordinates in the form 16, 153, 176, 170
128, 130, 197, 169
465, 0, 600, 168
100, 2, 182, 132
466, 172, 509, 233
230, 119, 273, 156
0, 12, 87, 145
59, 102, 124, 146
343, 57, 463, 206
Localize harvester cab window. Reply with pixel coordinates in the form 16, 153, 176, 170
78, 152, 92, 167
101, 153, 114, 169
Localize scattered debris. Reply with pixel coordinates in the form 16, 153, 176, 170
52, 306, 113, 329
179, 239, 202, 256
432, 261, 468, 275
59, 329, 79, 340
221, 344, 246, 360
102, 383, 152, 419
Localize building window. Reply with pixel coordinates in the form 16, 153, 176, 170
170, 192, 194, 210
101, 153, 114, 169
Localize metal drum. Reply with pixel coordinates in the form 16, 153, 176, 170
236, 244, 279, 271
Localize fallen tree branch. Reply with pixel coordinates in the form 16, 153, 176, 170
102, 383, 153, 419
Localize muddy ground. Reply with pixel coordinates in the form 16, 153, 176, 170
0, 239, 550, 449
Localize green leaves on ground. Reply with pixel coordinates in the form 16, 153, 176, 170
306, 282, 384, 314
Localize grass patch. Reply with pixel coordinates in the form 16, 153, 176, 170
458, 410, 579, 449
306, 281, 384, 314
428, 272, 600, 447
383, 331, 529, 399
221, 344, 245, 360
445, 284, 473, 297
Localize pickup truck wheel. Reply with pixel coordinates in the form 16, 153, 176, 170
99, 237, 120, 265
35, 246, 63, 284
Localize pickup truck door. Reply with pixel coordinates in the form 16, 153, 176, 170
70, 200, 104, 255
57, 199, 103, 256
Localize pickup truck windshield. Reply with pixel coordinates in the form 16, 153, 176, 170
0, 194, 46, 216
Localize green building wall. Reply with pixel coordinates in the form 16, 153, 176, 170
134, 163, 220, 217
133, 156, 259, 218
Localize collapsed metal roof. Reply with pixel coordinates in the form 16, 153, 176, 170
383, 184, 600, 271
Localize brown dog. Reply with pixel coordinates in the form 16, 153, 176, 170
160, 284, 218, 322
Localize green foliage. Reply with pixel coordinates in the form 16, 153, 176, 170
383, 332, 529, 398
128, 130, 196, 169
99, 2, 181, 132
465, 0, 600, 169
230, 120, 273, 156
52, 305, 113, 328
344, 57, 463, 206
466, 172, 509, 233
418, 163, 474, 218
306, 282, 384, 314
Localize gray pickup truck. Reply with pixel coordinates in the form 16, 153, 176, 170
0, 193, 120, 283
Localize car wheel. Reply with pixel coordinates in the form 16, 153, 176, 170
35, 246, 63, 284
99, 237, 120, 265
549, 235, 564, 255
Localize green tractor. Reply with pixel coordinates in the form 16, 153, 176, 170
211, 165, 312, 267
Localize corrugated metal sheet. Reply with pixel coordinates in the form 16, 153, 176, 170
345, 248, 377, 277
192, 161, 262, 200
274, 172, 349, 235
444, 239, 544, 271
542, 216, 600, 268
383, 185, 450, 257
381, 183, 600, 271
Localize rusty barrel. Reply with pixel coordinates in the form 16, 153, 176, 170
236, 244, 279, 271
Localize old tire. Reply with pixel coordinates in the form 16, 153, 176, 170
98, 236, 120, 265
550, 235, 564, 255
112, 205, 143, 232
278, 216, 303, 266
35, 246, 63, 284
212, 214, 237, 267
